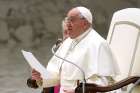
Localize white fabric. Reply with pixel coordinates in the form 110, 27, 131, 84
59, 29, 119, 80
43, 28, 120, 93
77, 6, 93, 24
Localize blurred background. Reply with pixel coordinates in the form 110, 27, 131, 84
0, 0, 139, 93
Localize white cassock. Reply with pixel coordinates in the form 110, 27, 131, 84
42, 27, 120, 93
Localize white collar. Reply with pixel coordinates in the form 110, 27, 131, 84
68, 27, 92, 50
72, 27, 92, 43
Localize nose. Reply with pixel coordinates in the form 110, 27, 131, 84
66, 21, 70, 26
67, 19, 74, 26
64, 18, 72, 26
66, 22, 73, 30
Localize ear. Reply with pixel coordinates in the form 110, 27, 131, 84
83, 20, 88, 28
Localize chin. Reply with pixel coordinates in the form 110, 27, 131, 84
69, 34, 77, 39
69, 36, 73, 39
70, 36, 76, 39
69, 35, 72, 38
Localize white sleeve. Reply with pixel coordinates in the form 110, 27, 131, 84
98, 42, 120, 77
42, 56, 61, 87
42, 71, 60, 87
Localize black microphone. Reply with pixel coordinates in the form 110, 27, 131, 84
51, 42, 86, 93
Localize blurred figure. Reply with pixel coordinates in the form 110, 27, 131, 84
62, 19, 69, 40
53, 19, 69, 93
53, 20, 69, 51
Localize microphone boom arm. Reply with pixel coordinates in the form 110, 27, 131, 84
52, 44, 86, 93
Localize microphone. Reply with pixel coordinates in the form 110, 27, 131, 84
51, 41, 86, 93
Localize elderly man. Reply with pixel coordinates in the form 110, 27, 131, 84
32, 6, 120, 93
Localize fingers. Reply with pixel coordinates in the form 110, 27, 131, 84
32, 69, 40, 74
31, 69, 42, 81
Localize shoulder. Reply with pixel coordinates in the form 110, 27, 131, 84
87, 29, 107, 47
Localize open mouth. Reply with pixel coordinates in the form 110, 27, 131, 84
68, 28, 72, 31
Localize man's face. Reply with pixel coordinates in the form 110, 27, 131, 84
65, 8, 86, 39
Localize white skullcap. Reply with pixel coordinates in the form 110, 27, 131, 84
77, 6, 93, 24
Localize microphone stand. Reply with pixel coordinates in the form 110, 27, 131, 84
51, 44, 86, 93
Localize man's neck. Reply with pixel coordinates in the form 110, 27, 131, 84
73, 27, 92, 41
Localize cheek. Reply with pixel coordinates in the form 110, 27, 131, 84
73, 23, 81, 30
68, 23, 81, 34
74, 24, 83, 32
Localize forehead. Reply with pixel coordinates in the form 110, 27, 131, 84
67, 8, 80, 17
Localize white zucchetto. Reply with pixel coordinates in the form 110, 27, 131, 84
77, 6, 93, 24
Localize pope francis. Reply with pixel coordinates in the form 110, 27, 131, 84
31, 6, 120, 93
